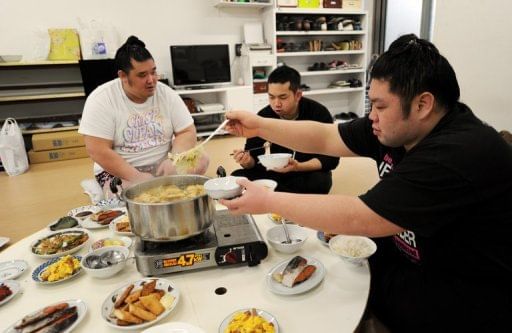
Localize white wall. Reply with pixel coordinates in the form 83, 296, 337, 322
0, 0, 264, 81
432, 0, 512, 130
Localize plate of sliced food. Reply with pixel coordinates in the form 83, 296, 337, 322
30, 229, 90, 259
101, 278, 180, 330
4, 299, 87, 333
219, 308, 278, 333
266, 255, 325, 295
0, 260, 28, 281
0, 280, 20, 306
110, 214, 134, 236
32, 255, 82, 285
68, 205, 125, 229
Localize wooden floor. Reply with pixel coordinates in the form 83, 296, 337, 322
0, 136, 379, 247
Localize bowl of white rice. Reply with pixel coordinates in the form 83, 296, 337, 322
329, 235, 377, 266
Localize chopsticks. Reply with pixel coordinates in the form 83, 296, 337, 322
230, 142, 270, 156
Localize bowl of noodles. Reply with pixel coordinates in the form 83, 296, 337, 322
122, 175, 215, 242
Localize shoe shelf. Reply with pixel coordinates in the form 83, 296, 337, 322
277, 50, 364, 57
276, 8, 367, 15
300, 68, 364, 76
276, 31, 365, 36
0, 86, 85, 102
214, 0, 273, 9
303, 87, 364, 96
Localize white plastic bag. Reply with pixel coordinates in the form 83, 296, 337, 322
0, 118, 29, 176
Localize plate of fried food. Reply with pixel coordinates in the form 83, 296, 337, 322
110, 214, 134, 236
31, 255, 82, 285
68, 205, 125, 229
266, 255, 325, 295
102, 278, 180, 330
30, 229, 90, 259
219, 308, 278, 333
4, 299, 87, 333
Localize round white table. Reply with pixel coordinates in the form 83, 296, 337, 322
0, 210, 370, 332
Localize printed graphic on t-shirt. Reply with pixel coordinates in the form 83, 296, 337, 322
379, 153, 422, 264
122, 108, 167, 153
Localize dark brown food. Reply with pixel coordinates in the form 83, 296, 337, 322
14, 304, 77, 332
15, 302, 68, 328
92, 210, 124, 225
75, 210, 93, 218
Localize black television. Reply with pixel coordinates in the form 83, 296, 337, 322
79, 59, 118, 96
170, 44, 231, 88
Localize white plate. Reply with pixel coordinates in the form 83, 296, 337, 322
0, 280, 21, 306
96, 197, 125, 209
4, 299, 87, 333
101, 277, 180, 330
0, 236, 10, 248
142, 322, 206, 333
30, 229, 90, 259
68, 205, 121, 230
219, 308, 279, 333
266, 256, 326, 295
90, 236, 133, 251
32, 255, 82, 285
109, 213, 135, 236
0, 260, 28, 281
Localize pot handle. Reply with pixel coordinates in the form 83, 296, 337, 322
110, 177, 124, 201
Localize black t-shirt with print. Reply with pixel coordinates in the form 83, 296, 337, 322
339, 104, 512, 332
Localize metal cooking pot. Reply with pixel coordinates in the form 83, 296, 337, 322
111, 175, 215, 242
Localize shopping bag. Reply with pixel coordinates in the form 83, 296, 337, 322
0, 118, 29, 176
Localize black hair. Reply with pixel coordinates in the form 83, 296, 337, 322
114, 36, 153, 73
371, 34, 460, 117
267, 65, 301, 92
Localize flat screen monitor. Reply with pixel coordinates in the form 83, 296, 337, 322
170, 44, 231, 88
79, 59, 118, 96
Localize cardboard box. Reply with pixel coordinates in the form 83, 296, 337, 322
343, 0, 361, 9
28, 146, 88, 164
298, 0, 320, 8
32, 130, 85, 152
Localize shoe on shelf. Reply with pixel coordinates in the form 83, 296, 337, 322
300, 84, 311, 91
327, 60, 337, 70
348, 112, 359, 119
348, 78, 362, 88
334, 112, 351, 120
308, 62, 320, 71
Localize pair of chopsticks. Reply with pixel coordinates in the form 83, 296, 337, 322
230, 142, 270, 156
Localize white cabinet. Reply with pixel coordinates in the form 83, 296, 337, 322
175, 85, 252, 137
241, 50, 277, 113
264, 6, 368, 119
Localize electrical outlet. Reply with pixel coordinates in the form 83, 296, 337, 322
235, 43, 242, 57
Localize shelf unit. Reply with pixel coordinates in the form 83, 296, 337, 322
262, 5, 368, 118
175, 85, 252, 137
214, 0, 273, 9
0, 61, 85, 126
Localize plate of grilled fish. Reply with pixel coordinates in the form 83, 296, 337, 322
5, 299, 87, 333
266, 255, 325, 295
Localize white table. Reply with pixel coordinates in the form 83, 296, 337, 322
0, 211, 370, 332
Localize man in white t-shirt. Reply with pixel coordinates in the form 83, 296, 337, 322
79, 36, 208, 191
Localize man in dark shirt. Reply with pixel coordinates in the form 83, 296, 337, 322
221, 35, 512, 332
231, 65, 339, 194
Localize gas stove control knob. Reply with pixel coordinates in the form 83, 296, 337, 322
223, 251, 238, 264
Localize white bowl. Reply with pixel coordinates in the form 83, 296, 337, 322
252, 179, 278, 191
266, 225, 308, 254
258, 153, 292, 170
89, 236, 133, 251
0, 55, 22, 62
204, 176, 246, 199
329, 235, 377, 266
81, 246, 129, 279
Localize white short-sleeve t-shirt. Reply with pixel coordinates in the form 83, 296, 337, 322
79, 79, 193, 175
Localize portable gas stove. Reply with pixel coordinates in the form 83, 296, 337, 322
134, 210, 268, 276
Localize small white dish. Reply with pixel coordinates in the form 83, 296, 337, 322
90, 236, 133, 251
204, 176, 246, 199
109, 214, 135, 236
142, 322, 206, 333
266, 256, 325, 295
30, 229, 90, 259
32, 255, 82, 285
101, 278, 180, 330
219, 308, 279, 333
0, 260, 28, 281
258, 153, 292, 170
0, 236, 10, 248
4, 299, 87, 332
0, 55, 22, 62
0, 280, 21, 306
329, 235, 377, 266
81, 246, 129, 279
